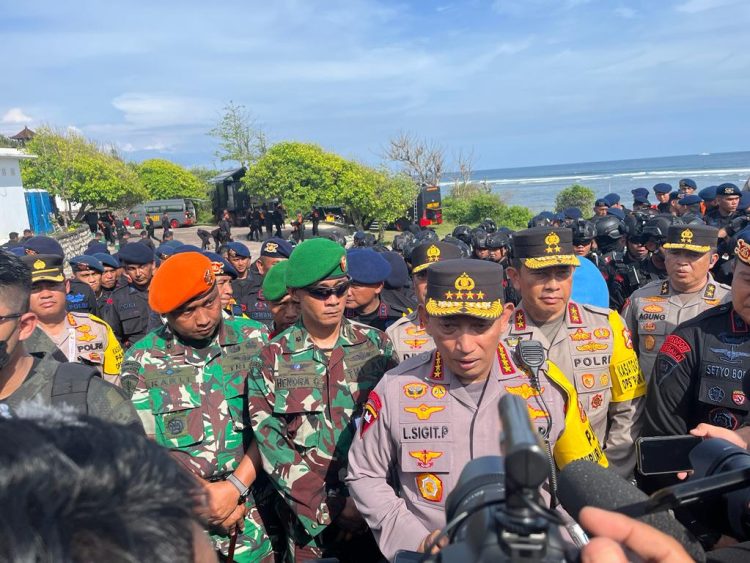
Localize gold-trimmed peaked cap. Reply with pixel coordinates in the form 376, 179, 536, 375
512, 227, 579, 269
411, 241, 463, 274
425, 259, 504, 319
662, 224, 718, 254
20, 254, 65, 283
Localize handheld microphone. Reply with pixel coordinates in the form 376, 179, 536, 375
558, 460, 706, 562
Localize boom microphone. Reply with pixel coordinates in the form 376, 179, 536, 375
558, 460, 705, 562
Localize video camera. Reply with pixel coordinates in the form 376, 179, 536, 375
416, 392, 576, 563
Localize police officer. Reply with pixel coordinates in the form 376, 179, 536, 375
346, 259, 607, 560
653, 183, 673, 214
386, 241, 462, 362
705, 183, 742, 229
21, 254, 123, 386
505, 227, 645, 476
123, 252, 275, 562
69, 254, 104, 305
101, 242, 160, 349
624, 224, 729, 380
643, 228, 750, 437
379, 251, 418, 318
92, 253, 124, 311
22, 236, 99, 315
678, 178, 698, 195
471, 228, 490, 260
344, 248, 400, 331
247, 238, 398, 561
486, 230, 520, 305
226, 241, 256, 307
570, 218, 599, 266
201, 250, 243, 318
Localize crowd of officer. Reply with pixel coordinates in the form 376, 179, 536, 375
0, 177, 749, 562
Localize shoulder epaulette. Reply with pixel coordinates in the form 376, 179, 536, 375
388, 351, 433, 375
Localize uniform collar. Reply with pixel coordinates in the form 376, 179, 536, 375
513, 300, 582, 331
284, 317, 368, 353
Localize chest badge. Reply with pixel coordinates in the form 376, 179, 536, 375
404, 404, 445, 420
403, 382, 427, 400
410, 450, 443, 469
416, 473, 443, 502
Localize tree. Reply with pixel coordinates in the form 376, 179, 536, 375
208, 101, 267, 169
21, 126, 145, 223
441, 193, 532, 230
243, 142, 418, 231
555, 184, 595, 213
383, 132, 444, 187
137, 159, 207, 200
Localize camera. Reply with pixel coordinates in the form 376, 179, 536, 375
419, 394, 576, 563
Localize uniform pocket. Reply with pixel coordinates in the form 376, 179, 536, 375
224, 370, 248, 431
149, 383, 205, 447
119, 308, 144, 335
273, 387, 324, 451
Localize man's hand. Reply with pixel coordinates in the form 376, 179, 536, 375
690, 423, 749, 449
418, 529, 448, 554
580, 506, 692, 563
201, 480, 241, 525
221, 503, 247, 535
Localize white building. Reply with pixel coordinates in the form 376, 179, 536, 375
0, 148, 36, 236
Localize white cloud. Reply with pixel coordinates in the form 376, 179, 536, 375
615, 6, 636, 18
111, 93, 216, 128
2, 107, 32, 124
676, 0, 740, 14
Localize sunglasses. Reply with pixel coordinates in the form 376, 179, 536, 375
304, 281, 351, 300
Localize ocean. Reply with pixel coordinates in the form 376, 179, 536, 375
443, 150, 750, 214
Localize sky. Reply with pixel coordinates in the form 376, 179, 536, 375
1, 0, 749, 171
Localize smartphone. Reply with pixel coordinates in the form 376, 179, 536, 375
636, 435, 703, 475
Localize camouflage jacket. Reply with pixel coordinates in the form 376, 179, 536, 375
124, 317, 269, 479
247, 318, 398, 544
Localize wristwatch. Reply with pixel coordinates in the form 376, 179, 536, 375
226, 473, 251, 503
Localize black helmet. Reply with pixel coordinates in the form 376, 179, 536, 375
391, 231, 415, 253
480, 218, 497, 233
442, 236, 472, 258
486, 231, 511, 250
594, 216, 626, 241
624, 212, 650, 239
528, 214, 553, 228
570, 219, 596, 244
452, 225, 473, 246
642, 214, 682, 242
415, 229, 439, 243
325, 230, 347, 247
471, 228, 489, 249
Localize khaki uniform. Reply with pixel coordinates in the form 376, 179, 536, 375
385, 311, 435, 362
346, 348, 606, 560
43, 312, 123, 386
502, 300, 645, 476
623, 276, 730, 380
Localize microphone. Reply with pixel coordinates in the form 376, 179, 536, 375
558, 460, 706, 562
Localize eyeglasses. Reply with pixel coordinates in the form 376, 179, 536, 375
0, 313, 23, 323
304, 282, 351, 300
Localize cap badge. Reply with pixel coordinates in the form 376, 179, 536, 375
736, 239, 750, 264
33, 259, 46, 270
680, 229, 694, 243
544, 231, 561, 253
340, 255, 347, 272
210, 262, 223, 275
725, 187, 734, 194
265, 242, 278, 253
203, 268, 215, 285
454, 272, 475, 292
426, 244, 441, 263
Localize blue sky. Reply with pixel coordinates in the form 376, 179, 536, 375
1, 0, 748, 171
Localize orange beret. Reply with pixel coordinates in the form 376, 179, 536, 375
148, 252, 216, 314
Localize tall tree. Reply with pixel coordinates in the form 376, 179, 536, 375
208, 101, 267, 169
21, 127, 145, 223
137, 158, 207, 200
383, 132, 444, 187
243, 142, 417, 231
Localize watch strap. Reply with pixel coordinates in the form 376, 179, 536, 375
226, 473, 250, 500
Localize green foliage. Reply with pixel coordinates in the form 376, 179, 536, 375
0, 135, 21, 149
555, 184, 595, 213
243, 142, 418, 230
136, 158, 206, 200
442, 193, 532, 230
21, 127, 146, 222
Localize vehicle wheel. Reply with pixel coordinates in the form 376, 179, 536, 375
170, 219, 179, 229
134, 220, 142, 229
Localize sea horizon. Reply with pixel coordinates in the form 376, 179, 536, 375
443, 150, 750, 213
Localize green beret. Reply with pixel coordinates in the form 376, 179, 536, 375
285, 238, 347, 288
262, 261, 289, 302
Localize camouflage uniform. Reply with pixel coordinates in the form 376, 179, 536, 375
124, 317, 274, 562
41, 312, 124, 386
247, 318, 398, 558
385, 310, 436, 362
